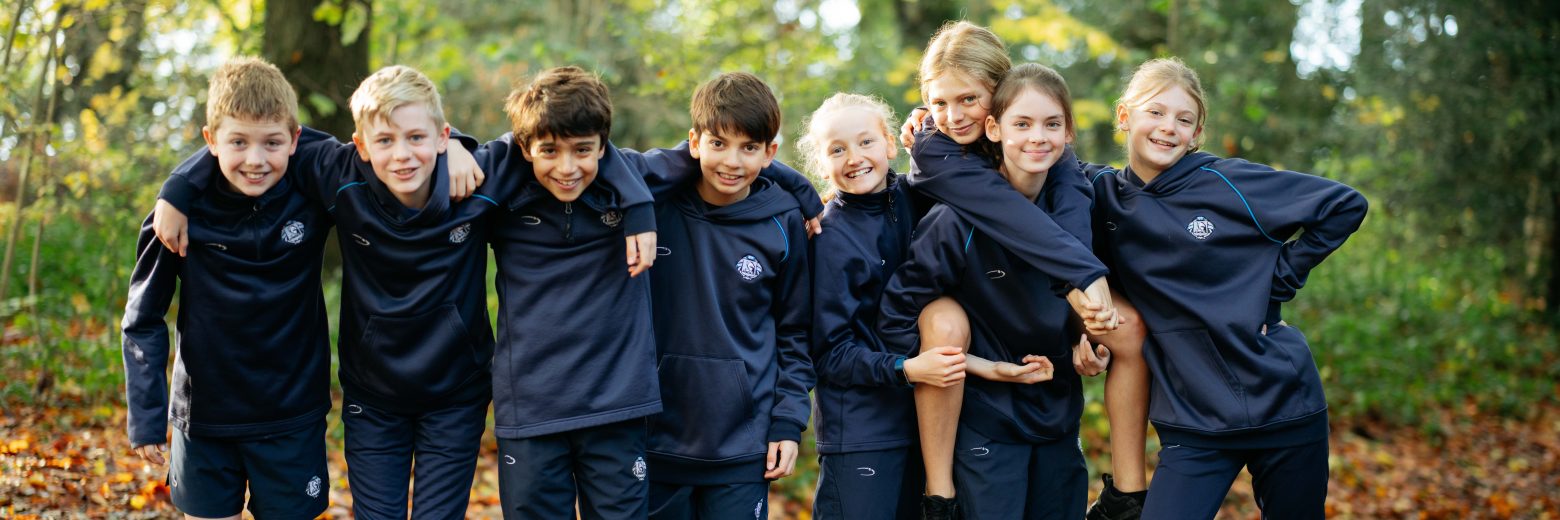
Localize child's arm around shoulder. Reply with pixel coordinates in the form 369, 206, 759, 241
120, 213, 181, 462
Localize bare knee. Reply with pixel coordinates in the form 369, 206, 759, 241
919, 296, 970, 352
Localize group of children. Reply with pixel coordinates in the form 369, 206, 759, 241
121, 18, 1366, 520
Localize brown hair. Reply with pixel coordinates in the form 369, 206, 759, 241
350, 65, 447, 135
1117, 57, 1207, 151
917, 21, 1010, 105
689, 72, 781, 144
505, 66, 613, 149
205, 57, 299, 133
796, 92, 897, 186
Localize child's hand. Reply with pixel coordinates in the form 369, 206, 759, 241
152, 199, 190, 257
805, 217, 823, 238
1068, 278, 1119, 335
132, 443, 167, 465
899, 107, 930, 149
992, 355, 1054, 384
904, 346, 966, 388
626, 231, 657, 277
446, 144, 485, 201
1072, 334, 1111, 377
764, 440, 799, 480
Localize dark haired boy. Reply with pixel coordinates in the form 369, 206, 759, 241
629, 72, 814, 520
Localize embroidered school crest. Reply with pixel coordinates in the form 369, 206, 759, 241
1186, 216, 1215, 240
601, 210, 622, 228
449, 223, 472, 243
306, 475, 321, 498
281, 220, 305, 244
735, 254, 764, 281
632, 456, 647, 481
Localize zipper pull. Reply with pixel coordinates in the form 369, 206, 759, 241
564, 202, 574, 241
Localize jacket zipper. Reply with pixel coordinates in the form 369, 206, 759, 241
564, 202, 574, 242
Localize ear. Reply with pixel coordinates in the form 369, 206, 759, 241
435, 124, 451, 154
687, 129, 701, 159
202, 126, 217, 155
351, 133, 371, 162
286, 127, 302, 156
885, 135, 899, 160
519, 141, 534, 162
984, 115, 1001, 143
1115, 104, 1130, 132
761, 141, 779, 167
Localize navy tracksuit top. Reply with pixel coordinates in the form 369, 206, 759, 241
123, 171, 332, 447
473, 133, 662, 439
1087, 152, 1367, 449
881, 164, 1091, 445
810, 173, 918, 454
636, 175, 814, 484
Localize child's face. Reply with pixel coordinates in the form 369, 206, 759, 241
352, 102, 450, 209
1118, 85, 1202, 179
924, 71, 992, 145
202, 117, 300, 198
688, 128, 777, 206
521, 134, 605, 203
817, 107, 896, 195
986, 87, 1072, 181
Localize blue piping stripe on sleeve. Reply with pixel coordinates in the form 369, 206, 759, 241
964, 229, 975, 253
472, 194, 498, 206
327, 181, 367, 212
1200, 166, 1283, 244
772, 216, 789, 262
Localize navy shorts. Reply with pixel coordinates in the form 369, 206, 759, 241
340, 396, 489, 520
1142, 438, 1329, 520
812, 447, 923, 520
168, 419, 328, 519
497, 418, 650, 520
951, 424, 1088, 520
648, 481, 768, 520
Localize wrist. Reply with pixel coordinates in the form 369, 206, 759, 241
894, 356, 912, 387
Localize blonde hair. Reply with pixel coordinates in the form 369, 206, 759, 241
350, 65, 447, 134
205, 57, 299, 133
917, 21, 1010, 105
1117, 57, 1207, 151
796, 92, 898, 190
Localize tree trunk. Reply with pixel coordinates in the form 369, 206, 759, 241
54, 0, 146, 124
0, 7, 59, 304
262, 0, 371, 140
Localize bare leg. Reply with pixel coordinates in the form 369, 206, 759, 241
917, 296, 970, 498
1101, 295, 1149, 492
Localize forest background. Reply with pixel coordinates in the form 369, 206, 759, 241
0, 0, 1556, 518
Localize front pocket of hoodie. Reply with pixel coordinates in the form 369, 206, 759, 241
349, 305, 481, 400
1149, 329, 1247, 431
1255, 324, 1327, 420
649, 355, 762, 461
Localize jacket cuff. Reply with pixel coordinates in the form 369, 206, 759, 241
622, 203, 656, 235
766, 419, 804, 443
1265, 301, 1283, 325
157, 176, 200, 213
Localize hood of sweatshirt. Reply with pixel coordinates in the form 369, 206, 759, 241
672, 176, 800, 223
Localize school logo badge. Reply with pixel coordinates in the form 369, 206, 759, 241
1187, 216, 1215, 240
735, 254, 763, 281
306, 475, 321, 498
449, 223, 472, 243
281, 220, 305, 244
601, 210, 622, 228
754, 499, 764, 519
632, 456, 647, 481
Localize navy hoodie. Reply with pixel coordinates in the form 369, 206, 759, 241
906, 128, 1107, 292
810, 173, 918, 454
158, 128, 519, 414
1088, 151, 1367, 449
122, 171, 332, 447
474, 134, 661, 439
880, 169, 1088, 445
632, 173, 813, 485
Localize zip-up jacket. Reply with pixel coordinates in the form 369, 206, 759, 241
122, 172, 332, 447
1087, 151, 1367, 449
158, 128, 516, 414
810, 173, 917, 454
474, 133, 661, 439
881, 172, 1088, 444
906, 127, 1107, 293
634, 175, 813, 485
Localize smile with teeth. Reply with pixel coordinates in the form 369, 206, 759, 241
240, 171, 269, 181
845, 167, 872, 179
1149, 137, 1178, 148
716, 171, 744, 182
391, 167, 420, 179
552, 177, 582, 189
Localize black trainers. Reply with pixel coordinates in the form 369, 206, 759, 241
922, 494, 959, 520
1086, 474, 1145, 520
